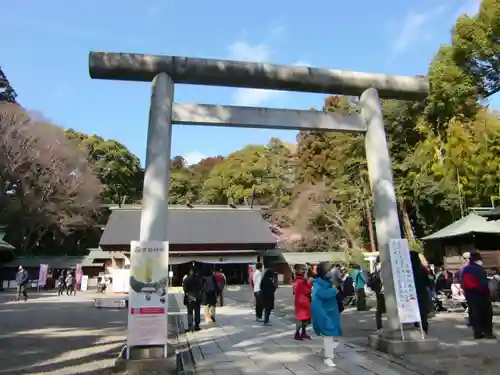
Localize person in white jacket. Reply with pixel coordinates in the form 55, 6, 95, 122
253, 263, 264, 321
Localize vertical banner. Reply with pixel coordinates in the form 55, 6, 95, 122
75, 264, 83, 290
80, 275, 89, 291
127, 241, 169, 349
38, 264, 49, 288
388, 239, 422, 324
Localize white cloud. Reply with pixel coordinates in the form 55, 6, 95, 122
391, 5, 447, 57
183, 151, 206, 165
228, 41, 271, 62
232, 88, 283, 107
293, 60, 313, 67
454, 0, 481, 18
228, 41, 282, 106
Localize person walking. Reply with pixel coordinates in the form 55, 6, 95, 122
201, 266, 219, 324
409, 251, 431, 335
461, 252, 495, 339
183, 267, 202, 332
57, 273, 66, 296
311, 261, 342, 368
293, 264, 312, 340
252, 262, 264, 321
351, 264, 367, 311
15, 265, 29, 302
65, 271, 76, 296
261, 269, 277, 325
215, 269, 226, 307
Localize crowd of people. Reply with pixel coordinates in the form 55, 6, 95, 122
248, 251, 498, 368
182, 264, 226, 332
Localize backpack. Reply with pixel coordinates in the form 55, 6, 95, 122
488, 277, 500, 302
204, 276, 217, 294
367, 271, 382, 293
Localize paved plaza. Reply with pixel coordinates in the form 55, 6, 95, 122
224, 285, 500, 375
0, 291, 127, 375
173, 292, 426, 375
1, 287, 499, 375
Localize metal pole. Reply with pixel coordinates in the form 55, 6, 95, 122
361, 88, 402, 333
140, 72, 174, 241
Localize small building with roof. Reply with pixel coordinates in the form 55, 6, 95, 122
422, 213, 500, 270
99, 205, 278, 285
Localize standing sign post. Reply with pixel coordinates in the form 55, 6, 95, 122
388, 238, 425, 340
127, 240, 169, 358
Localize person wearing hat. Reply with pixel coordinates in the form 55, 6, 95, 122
311, 261, 342, 368
461, 252, 496, 339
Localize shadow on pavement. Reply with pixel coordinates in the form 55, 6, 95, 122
0, 292, 127, 375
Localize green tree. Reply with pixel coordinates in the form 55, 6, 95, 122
65, 130, 143, 205
453, 0, 500, 97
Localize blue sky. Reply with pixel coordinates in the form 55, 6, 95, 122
2, 0, 494, 165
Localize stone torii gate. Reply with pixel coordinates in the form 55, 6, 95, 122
88, 52, 435, 356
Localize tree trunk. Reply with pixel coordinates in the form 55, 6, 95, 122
365, 200, 376, 252
399, 198, 415, 242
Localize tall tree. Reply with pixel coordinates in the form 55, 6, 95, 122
65, 130, 143, 205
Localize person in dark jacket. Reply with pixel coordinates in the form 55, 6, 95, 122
461, 253, 495, 339
183, 267, 203, 332
409, 251, 430, 334
15, 266, 29, 301
261, 269, 277, 325
201, 265, 219, 324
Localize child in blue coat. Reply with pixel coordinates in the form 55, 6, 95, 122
311, 261, 342, 368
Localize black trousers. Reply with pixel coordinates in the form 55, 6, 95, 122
254, 292, 263, 319
16, 285, 28, 300
356, 288, 367, 311
263, 308, 272, 323
187, 301, 201, 329
375, 293, 386, 330
467, 295, 493, 337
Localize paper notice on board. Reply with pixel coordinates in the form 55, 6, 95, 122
388, 239, 422, 324
127, 241, 169, 347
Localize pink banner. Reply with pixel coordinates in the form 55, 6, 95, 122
38, 264, 48, 287
75, 264, 83, 284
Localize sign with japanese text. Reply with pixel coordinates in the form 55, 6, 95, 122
388, 239, 422, 324
127, 241, 169, 349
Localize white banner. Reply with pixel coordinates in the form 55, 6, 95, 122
388, 239, 422, 324
80, 275, 89, 291
127, 241, 169, 349
38, 264, 49, 287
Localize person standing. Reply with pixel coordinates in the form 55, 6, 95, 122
252, 263, 264, 321
15, 265, 29, 302
215, 269, 226, 307
311, 261, 342, 368
409, 251, 430, 335
261, 269, 277, 325
351, 264, 367, 311
183, 267, 202, 332
461, 252, 495, 339
367, 257, 385, 331
201, 266, 219, 324
293, 264, 312, 340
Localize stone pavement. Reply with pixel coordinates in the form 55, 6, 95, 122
0, 291, 178, 375
225, 285, 500, 375
173, 293, 426, 375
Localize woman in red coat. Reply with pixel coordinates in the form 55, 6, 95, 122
293, 264, 313, 340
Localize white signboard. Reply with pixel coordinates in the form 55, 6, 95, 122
127, 241, 169, 350
81, 275, 89, 291
388, 239, 422, 324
